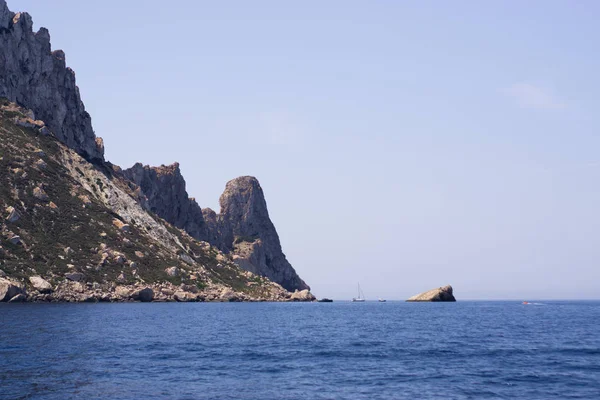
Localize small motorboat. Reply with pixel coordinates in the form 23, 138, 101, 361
318, 298, 333, 303
378, 298, 386, 302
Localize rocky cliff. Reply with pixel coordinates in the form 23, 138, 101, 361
209, 177, 309, 292
122, 165, 310, 292
0, 100, 298, 302
123, 163, 207, 241
0, 0, 314, 302
0, 0, 311, 300
0, 0, 103, 162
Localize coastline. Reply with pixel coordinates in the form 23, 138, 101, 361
0, 280, 316, 304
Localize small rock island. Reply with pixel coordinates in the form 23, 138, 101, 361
406, 285, 456, 302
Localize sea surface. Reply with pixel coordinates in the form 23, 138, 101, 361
1, 301, 599, 400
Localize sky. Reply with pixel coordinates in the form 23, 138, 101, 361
13, 0, 600, 300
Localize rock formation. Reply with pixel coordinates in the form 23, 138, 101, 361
123, 163, 207, 240
0, 99, 306, 303
0, 0, 103, 162
208, 177, 309, 292
407, 285, 456, 302
290, 289, 316, 302
123, 165, 310, 292
0, 278, 24, 302
0, 1, 312, 301
29, 276, 52, 293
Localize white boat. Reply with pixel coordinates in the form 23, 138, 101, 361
378, 298, 386, 302
352, 283, 366, 302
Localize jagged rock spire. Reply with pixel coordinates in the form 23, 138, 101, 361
0, 0, 104, 162
0, 0, 14, 29
208, 176, 310, 292
124, 168, 310, 292
123, 162, 207, 240
0, 0, 309, 292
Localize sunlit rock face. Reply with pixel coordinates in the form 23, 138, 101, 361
211, 177, 310, 292
407, 285, 456, 302
124, 170, 310, 292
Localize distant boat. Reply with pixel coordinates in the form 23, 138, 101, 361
318, 298, 333, 303
352, 283, 366, 302
378, 298, 386, 302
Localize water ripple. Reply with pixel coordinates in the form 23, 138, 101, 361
1, 301, 599, 399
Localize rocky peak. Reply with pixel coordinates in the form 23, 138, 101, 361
0, 100, 306, 303
123, 162, 207, 240
0, 2, 312, 302
216, 176, 271, 251
0, 1, 13, 29
210, 176, 310, 292
125, 171, 310, 292
0, 0, 103, 162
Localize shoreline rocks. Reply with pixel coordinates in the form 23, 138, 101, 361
290, 289, 316, 302
131, 288, 154, 303
407, 285, 456, 302
0, 278, 25, 302
29, 276, 53, 294
0, 279, 316, 304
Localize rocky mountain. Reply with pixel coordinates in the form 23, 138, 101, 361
0, 100, 306, 302
123, 164, 309, 292
123, 163, 207, 241
0, 1, 103, 162
206, 177, 309, 292
406, 285, 456, 302
0, 0, 312, 302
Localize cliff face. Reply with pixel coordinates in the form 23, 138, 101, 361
210, 177, 309, 292
0, 0, 310, 298
123, 163, 207, 241
0, 0, 103, 162
123, 170, 310, 292
0, 101, 296, 302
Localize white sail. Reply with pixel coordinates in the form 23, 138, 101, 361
352, 283, 366, 302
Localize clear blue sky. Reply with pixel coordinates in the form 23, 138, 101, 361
14, 0, 600, 299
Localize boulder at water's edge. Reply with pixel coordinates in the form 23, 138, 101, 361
406, 285, 456, 302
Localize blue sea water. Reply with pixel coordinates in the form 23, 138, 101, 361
1, 301, 599, 400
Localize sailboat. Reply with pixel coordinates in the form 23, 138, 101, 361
352, 283, 366, 302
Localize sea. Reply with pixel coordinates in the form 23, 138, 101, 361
1, 301, 599, 399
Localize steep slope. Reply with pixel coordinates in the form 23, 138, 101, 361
0, 0, 311, 299
0, 0, 103, 162
123, 164, 309, 292
0, 101, 297, 302
123, 163, 208, 241
208, 177, 310, 292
